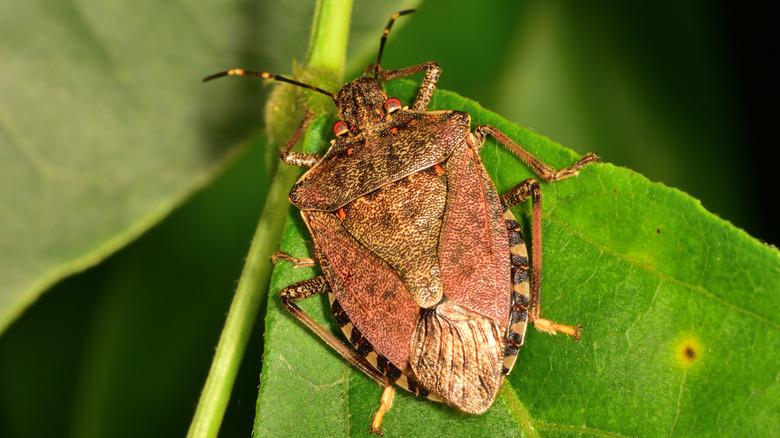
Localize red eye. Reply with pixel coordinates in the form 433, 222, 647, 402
384, 97, 402, 114
333, 120, 349, 136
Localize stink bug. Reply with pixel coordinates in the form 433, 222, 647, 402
205, 9, 599, 434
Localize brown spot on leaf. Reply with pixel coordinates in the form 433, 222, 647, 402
675, 336, 702, 368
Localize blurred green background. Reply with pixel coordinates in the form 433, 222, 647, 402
0, 0, 775, 437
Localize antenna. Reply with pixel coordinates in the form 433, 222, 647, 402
373, 9, 416, 78
203, 69, 336, 101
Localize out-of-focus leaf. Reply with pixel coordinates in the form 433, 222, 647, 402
0, 0, 420, 335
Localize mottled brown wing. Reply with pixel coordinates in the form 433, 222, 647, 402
302, 210, 420, 371
438, 139, 511, 324
289, 111, 470, 211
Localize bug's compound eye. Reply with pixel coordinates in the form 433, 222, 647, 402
384, 97, 402, 114
333, 120, 349, 137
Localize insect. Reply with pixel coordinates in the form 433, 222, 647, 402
205, 9, 599, 434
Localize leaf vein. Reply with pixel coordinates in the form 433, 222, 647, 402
534, 420, 638, 438
545, 215, 780, 329
669, 369, 687, 436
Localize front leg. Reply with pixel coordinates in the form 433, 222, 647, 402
370, 61, 441, 112
278, 111, 322, 167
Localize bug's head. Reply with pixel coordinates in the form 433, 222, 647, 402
333, 77, 393, 134
328, 8, 415, 136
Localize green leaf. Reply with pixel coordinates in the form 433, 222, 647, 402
0, 0, 294, 333
255, 79, 780, 437
0, 0, 421, 335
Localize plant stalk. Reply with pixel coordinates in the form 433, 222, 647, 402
185, 0, 353, 436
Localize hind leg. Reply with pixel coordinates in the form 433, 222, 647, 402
500, 180, 582, 340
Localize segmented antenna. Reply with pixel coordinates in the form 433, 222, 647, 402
373, 9, 416, 78
202, 69, 336, 101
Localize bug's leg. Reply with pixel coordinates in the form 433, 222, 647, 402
370, 386, 396, 435
500, 179, 582, 340
276, 275, 393, 388
273, 256, 394, 413
468, 124, 593, 340
279, 110, 322, 167
473, 125, 600, 182
372, 62, 441, 111
270, 251, 317, 268
274, 254, 398, 433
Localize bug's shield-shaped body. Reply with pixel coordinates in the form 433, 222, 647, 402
205, 10, 597, 434
292, 78, 511, 412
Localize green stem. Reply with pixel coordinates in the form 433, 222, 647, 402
185, 0, 353, 436
186, 162, 299, 438
307, 0, 354, 79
